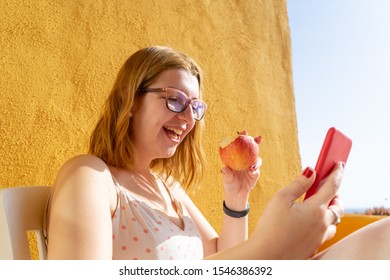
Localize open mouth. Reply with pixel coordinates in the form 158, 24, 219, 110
163, 126, 183, 142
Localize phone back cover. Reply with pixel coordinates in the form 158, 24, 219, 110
304, 127, 352, 199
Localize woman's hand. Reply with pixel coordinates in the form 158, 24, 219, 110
221, 157, 262, 210
250, 162, 345, 259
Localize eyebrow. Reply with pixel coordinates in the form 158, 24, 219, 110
167, 86, 200, 100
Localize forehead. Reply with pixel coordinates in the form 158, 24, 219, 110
152, 69, 200, 98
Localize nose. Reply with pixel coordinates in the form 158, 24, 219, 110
177, 104, 195, 123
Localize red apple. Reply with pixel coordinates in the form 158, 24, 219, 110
219, 130, 262, 170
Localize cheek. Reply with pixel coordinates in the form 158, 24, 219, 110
184, 123, 196, 138
135, 101, 167, 126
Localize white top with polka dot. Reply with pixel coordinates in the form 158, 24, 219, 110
111, 181, 203, 260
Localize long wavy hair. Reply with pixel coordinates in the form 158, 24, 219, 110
89, 46, 206, 190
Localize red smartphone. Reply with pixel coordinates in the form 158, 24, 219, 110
303, 127, 352, 200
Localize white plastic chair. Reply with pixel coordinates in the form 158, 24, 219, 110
0, 186, 51, 260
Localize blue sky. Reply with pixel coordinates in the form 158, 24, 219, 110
287, 0, 390, 208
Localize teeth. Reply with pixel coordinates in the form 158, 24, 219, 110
165, 127, 183, 135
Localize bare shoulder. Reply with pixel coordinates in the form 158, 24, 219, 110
55, 154, 112, 184
51, 154, 116, 212
57, 154, 111, 175
47, 154, 116, 258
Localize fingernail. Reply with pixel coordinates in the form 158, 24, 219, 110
250, 158, 262, 170
302, 167, 314, 178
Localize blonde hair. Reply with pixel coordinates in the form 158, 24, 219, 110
89, 46, 206, 190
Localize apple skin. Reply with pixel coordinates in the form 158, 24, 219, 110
219, 130, 262, 171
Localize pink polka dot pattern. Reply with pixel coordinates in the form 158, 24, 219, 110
111, 183, 203, 260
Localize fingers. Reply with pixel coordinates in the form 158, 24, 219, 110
323, 223, 337, 242
248, 157, 262, 179
312, 162, 345, 206
279, 166, 316, 201
327, 195, 344, 225
250, 157, 262, 171
329, 193, 343, 209
221, 166, 234, 184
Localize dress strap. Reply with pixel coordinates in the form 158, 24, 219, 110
110, 173, 122, 218
42, 188, 53, 246
157, 176, 184, 221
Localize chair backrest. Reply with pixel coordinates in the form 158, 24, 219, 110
0, 186, 51, 260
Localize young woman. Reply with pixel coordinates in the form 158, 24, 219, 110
45, 46, 390, 260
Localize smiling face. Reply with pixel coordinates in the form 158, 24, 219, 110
131, 68, 200, 167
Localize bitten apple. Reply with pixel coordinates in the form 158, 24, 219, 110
219, 130, 262, 171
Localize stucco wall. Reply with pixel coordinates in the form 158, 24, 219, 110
0, 0, 300, 234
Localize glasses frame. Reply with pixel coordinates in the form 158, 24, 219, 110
139, 87, 207, 121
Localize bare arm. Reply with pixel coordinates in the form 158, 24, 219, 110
216, 159, 261, 250
181, 162, 345, 259
207, 163, 345, 260
47, 155, 117, 259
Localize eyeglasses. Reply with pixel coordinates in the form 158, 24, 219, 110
139, 87, 207, 121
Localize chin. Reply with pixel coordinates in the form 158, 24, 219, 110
163, 147, 177, 158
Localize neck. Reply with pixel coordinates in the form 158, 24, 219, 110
132, 151, 155, 176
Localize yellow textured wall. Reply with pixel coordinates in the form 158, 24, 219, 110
0, 0, 300, 234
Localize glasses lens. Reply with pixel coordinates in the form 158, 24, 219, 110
165, 88, 206, 121
191, 101, 206, 120
166, 89, 187, 113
